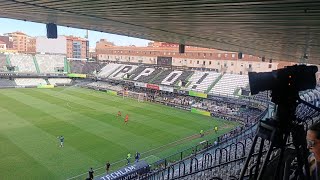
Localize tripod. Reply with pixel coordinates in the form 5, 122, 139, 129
239, 96, 311, 180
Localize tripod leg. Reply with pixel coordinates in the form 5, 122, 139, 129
274, 133, 289, 180
292, 125, 311, 180
257, 136, 277, 180
239, 135, 259, 180
254, 139, 265, 180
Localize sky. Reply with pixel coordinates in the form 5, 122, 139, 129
0, 18, 150, 48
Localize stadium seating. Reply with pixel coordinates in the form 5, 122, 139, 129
128, 66, 149, 80
98, 63, 123, 78
109, 64, 138, 80
86, 81, 122, 91
69, 60, 85, 74
135, 68, 162, 83
36, 54, 65, 73
0, 54, 7, 72
14, 78, 47, 86
185, 71, 221, 93
151, 69, 173, 84
175, 71, 194, 85
82, 62, 106, 74
210, 74, 249, 96
69, 61, 106, 74
252, 91, 271, 102
160, 70, 183, 86
0, 78, 16, 87
48, 78, 72, 85
9, 54, 37, 73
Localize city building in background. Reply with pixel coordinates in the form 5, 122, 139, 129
0, 40, 6, 50
0, 35, 13, 49
26, 37, 36, 53
4, 31, 30, 52
96, 39, 115, 49
0, 31, 301, 75
66, 36, 89, 60
96, 41, 281, 75
1, 31, 89, 59
89, 47, 97, 60
36, 36, 67, 54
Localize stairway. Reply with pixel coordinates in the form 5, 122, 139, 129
64, 57, 70, 73
33, 56, 41, 73
5, 54, 11, 66
205, 74, 223, 93
45, 79, 50, 85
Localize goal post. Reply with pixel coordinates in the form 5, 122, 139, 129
122, 90, 146, 102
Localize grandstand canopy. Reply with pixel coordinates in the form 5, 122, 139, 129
1, 0, 320, 64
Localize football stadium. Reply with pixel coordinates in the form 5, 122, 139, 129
1, 1, 320, 180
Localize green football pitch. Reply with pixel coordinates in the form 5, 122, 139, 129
0, 87, 238, 180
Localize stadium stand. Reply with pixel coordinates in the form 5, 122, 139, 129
153, 92, 195, 108
174, 71, 194, 86
97, 63, 123, 78
160, 70, 183, 86
192, 100, 261, 123
0, 78, 16, 87
252, 91, 271, 102
128, 66, 149, 80
210, 74, 249, 96
86, 81, 122, 91
157, 70, 194, 86
69, 60, 85, 74
109, 64, 138, 80
135, 68, 163, 83
151, 69, 173, 84
9, 54, 37, 73
36, 54, 65, 73
185, 71, 221, 93
82, 61, 105, 74
48, 78, 72, 85
14, 78, 47, 86
0, 54, 7, 72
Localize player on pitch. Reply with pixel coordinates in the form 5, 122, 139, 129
124, 114, 129, 124
117, 111, 122, 118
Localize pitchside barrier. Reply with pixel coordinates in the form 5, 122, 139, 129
68, 73, 87, 78
95, 161, 149, 180
190, 108, 211, 116
37, 84, 54, 88
106, 90, 118, 96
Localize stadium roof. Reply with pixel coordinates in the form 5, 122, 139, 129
0, 0, 320, 64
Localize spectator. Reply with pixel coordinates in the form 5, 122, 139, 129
306, 122, 320, 179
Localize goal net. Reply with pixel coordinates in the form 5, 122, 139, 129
123, 90, 146, 102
